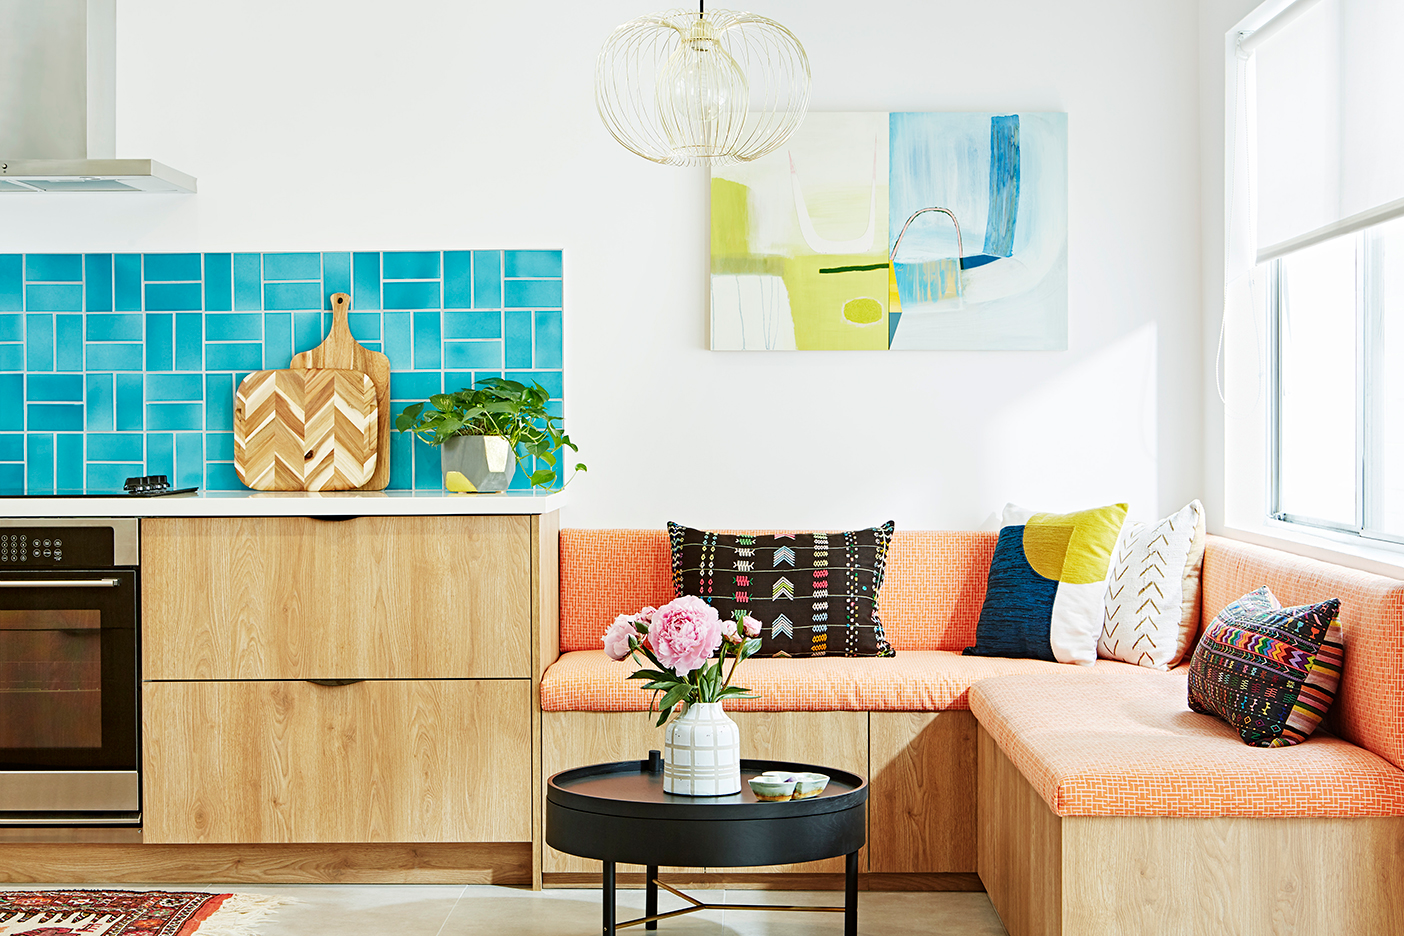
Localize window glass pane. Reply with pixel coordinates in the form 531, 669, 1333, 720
1278, 235, 1357, 526
1371, 216, 1404, 535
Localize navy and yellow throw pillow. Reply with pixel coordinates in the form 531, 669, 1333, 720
1187, 586, 1343, 747
667, 521, 896, 658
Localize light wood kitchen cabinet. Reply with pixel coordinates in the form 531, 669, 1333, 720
143, 679, 532, 844
141, 516, 531, 680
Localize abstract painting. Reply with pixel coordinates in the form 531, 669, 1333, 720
710, 112, 1067, 350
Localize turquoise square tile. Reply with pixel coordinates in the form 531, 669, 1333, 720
323, 252, 352, 306
472, 250, 501, 308
85, 254, 113, 312
55, 315, 82, 371
175, 314, 203, 370
413, 311, 441, 368
0, 374, 21, 430
544, 399, 564, 419
361, 341, 381, 352
175, 432, 203, 488
27, 375, 83, 401
444, 251, 472, 308
0, 462, 21, 492
0, 433, 21, 461
85, 374, 114, 432
504, 311, 532, 368
383, 312, 412, 369
115, 374, 143, 431
384, 251, 440, 280
88, 313, 143, 342
207, 431, 235, 462
265, 282, 321, 310
114, 255, 142, 311
146, 432, 173, 477
146, 374, 203, 402
293, 311, 323, 355
504, 250, 562, 278
26, 254, 83, 282
263, 252, 320, 281
534, 311, 562, 368
205, 461, 243, 492
206, 374, 234, 431
505, 370, 563, 398
86, 343, 143, 371
56, 433, 83, 491
388, 430, 413, 490
205, 253, 233, 311
385, 281, 440, 310
444, 372, 477, 390
504, 279, 562, 309
27, 284, 83, 312
26, 314, 53, 370
143, 253, 201, 281
234, 254, 262, 311
87, 462, 143, 491
413, 434, 441, 490
28, 404, 83, 432
145, 283, 202, 311
348, 312, 379, 341
0, 314, 20, 341
144, 314, 173, 371
390, 371, 442, 401
353, 252, 380, 311
146, 403, 202, 432
0, 344, 20, 370
87, 432, 143, 462
206, 343, 261, 371
444, 340, 501, 369
0, 255, 21, 311
206, 313, 262, 342
445, 311, 501, 340
264, 313, 292, 369
27, 434, 53, 493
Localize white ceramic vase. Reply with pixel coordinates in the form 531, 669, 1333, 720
663, 701, 741, 796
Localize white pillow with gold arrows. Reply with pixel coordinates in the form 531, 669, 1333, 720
1099, 500, 1207, 670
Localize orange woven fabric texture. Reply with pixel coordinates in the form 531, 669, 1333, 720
970, 669, 1404, 818
539, 649, 1146, 712
1199, 535, 1404, 771
558, 529, 998, 653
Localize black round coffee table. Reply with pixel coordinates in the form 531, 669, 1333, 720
546, 753, 867, 936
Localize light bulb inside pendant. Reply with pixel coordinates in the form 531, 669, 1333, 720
654, 18, 749, 157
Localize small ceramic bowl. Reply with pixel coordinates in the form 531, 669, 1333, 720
791, 772, 830, 799
748, 775, 798, 801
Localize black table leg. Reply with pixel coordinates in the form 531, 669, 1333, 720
603, 859, 616, 936
845, 851, 859, 936
645, 864, 658, 930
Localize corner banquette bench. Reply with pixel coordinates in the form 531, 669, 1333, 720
539, 530, 1404, 931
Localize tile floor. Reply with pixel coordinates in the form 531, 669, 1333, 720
0, 884, 1010, 935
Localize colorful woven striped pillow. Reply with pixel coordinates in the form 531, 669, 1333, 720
1187, 586, 1343, 747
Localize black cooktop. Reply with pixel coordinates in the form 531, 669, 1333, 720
0, 475, 199, 499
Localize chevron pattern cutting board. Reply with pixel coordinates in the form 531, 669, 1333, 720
233, 369, 379, 491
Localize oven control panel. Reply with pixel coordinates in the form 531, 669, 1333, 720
0, 527, 115, 567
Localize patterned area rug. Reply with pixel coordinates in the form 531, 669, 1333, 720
0, 891, 288, 936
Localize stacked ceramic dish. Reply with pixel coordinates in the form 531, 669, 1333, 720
747, 770, 830, 802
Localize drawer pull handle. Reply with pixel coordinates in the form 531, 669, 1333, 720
305, 678, 366, 687
0, 578, 121, 588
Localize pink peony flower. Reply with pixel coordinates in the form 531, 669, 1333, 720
742, 615, 761, 638
721, 619, 743, 644
649, 596, 723, 677
638, 606, 658, 623
602, 613, 639, 661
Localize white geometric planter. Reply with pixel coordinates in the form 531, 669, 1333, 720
663, 701, 741, 796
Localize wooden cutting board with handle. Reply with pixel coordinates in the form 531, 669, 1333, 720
289, 292, 392, 490
234, 369, 379, 491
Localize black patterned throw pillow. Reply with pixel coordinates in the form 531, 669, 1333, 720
667, 521, 897, 658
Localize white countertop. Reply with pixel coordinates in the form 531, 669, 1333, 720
0, 489, 568, 518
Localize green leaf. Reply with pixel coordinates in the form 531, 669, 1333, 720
658, 682, 691, 713
529, 469, 557, 487
655, 704, 674, 727
429, 393, 453, 413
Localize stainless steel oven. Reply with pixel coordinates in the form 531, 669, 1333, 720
0, 518, 139, 834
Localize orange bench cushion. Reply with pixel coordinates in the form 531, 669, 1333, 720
970, 668, 1404, 818
540, 649, 1146, 712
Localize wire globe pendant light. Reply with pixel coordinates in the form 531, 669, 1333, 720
596, 3, 811, 167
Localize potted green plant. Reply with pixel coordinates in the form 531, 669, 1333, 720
394, 378, 584, 492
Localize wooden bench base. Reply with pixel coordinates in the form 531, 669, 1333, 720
977, 726, 1404, 935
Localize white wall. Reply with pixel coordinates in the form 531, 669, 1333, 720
0, 0, 1204, 531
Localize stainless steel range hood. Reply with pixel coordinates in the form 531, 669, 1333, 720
0, 0, 196, 193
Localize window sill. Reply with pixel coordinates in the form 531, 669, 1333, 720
1220, 519, 1404, 580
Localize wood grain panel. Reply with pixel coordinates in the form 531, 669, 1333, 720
0, 843, 529, 884
530, 511, 560, 890
141, 516, 531, 680
143, 679, 532, 844
977, 725, 1062, 936
869, 710, 978, 873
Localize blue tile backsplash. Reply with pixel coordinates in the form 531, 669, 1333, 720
0, 250, 564, 494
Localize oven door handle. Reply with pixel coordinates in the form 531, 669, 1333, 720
0, 578, 122, 588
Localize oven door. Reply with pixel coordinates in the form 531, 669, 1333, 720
0, 569, 138, 817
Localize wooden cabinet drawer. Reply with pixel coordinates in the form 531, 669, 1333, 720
141, 516, 531, 679
143, 679, 531, 844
